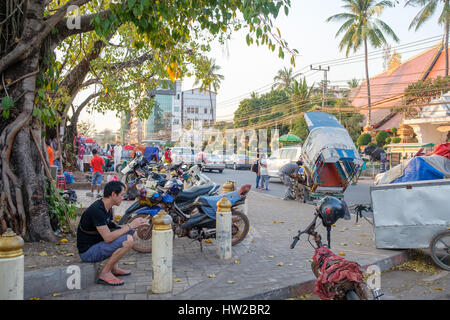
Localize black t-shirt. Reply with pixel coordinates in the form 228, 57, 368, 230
76, 199, 117, 254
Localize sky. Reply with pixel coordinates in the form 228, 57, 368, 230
79, 0, 445, 132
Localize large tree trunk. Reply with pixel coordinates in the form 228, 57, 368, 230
0, 0, 100, 241
1, 38, 56, 241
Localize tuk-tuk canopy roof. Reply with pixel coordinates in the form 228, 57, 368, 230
304, 112, 344, 131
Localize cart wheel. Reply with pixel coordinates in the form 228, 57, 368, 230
429, 230, 450, 271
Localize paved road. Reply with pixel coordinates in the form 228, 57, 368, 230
204, 168, 373, 204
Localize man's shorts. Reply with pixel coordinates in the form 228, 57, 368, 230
91, 171, 103, 186
79, 230, 135, 263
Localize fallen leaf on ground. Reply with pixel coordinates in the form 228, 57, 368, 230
268, 255, 274, 258
123, 262, 136, 265
277, 262, 284, 267
355, 242, 361, 246
27, 265, 37, 268
307, 259, 313, 263
65, 253, 74, 256
234, 260, 240, 264
204, 239, 212, 243
340, 243, 347, 246
52, 293, 60, 297
59, 239, 68, 243
173, 279, 182, 283
360, 234, 365, 237
434, 288, 443, 291
38, 251, 47, 256
338, 252, 346, 256
227, 280, 235, 284
28, 297, 40, 300
208, 274, 216, 278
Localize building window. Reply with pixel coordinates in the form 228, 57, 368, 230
173, 119, 180, 124
195, 108, 199, 114
174, 107, 179, 112
204, 108, 208, 114
177, 93, 180, 100
210, 108, 213, 114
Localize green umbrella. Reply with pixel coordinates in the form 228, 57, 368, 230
279, 133, 302, 144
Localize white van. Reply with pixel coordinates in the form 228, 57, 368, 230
266, 146, 302, 179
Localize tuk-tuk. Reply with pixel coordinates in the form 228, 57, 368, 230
295, 112, 363, 202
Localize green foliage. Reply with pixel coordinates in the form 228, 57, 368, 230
45, 181, 78, 233
391, 127, 398, 136
1, 96, 13, 119
385, 137, 392, 144
291, 117, 309, 142
403, 76, 450, 105
392, 137, 401, 143
233, 90, 289, 128
357, 132, 372, 146
375, 130, 390, 147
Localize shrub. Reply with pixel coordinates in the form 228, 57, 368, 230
357, 133, 372, 146
392, 137, 401, 143
385, 137, 391, 144
375, 130, 390, 147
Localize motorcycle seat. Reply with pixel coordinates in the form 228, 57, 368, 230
176, 185, 214, 202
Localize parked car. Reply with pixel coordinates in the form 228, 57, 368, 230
197, 153, 225, 173
226, 154, 252, 170
212, 149, 234, 163
171, 147, 196, 164
266, 146, 302, 179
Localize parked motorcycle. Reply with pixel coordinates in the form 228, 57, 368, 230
290, 196, 383, 300
119, 179, 250, 253
121, 152, 153, 184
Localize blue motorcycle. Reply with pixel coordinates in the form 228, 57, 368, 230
121, 179, 250, 253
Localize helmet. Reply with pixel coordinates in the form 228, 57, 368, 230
316, 196, 351, 227
165, 178, 183, 195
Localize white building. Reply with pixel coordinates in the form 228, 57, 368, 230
181, 88, 216, 129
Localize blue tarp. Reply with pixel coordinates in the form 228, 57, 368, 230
304, 112, 344, 131
199, 191, 242, 219
392, 157, 445, 183
144, 146, 160, 162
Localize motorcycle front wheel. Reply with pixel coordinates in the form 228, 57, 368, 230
129, 214, 154, 253
231, 210, 250, 246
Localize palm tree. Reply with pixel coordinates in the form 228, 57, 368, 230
406, 0, 450, 76
347, 78, 361, 89
327, 0, 399, 128
194, 58, 224, 125
273, 67, 294, 91
287, 77, 314, 112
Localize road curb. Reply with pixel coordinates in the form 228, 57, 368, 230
243, 250, 409, 300
24, 262, 99, 299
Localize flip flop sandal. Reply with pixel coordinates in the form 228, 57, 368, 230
112, 269, 131, 277
97, 277, 124, 286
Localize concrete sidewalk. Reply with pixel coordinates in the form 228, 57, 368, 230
29, 191, 407, 300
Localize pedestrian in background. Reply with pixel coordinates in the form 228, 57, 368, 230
46, 139, 54, 166
88, 149, 105, 198
259, 154, 269, 191
251, 154, 261, 189
77, 143, 86, 172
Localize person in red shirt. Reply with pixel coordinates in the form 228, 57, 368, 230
164, 148, 172, 164
46, 139, 54, 166
89, 148, 105, 197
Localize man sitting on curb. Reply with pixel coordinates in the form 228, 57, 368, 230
77, 181, 147, 286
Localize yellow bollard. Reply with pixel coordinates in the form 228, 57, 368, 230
0, 229, 24, 300
222, 180, 235, 193
216, 197, 232, 260
151, 210, 173, 294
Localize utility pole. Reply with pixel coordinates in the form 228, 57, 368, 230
310, 65, 330, 109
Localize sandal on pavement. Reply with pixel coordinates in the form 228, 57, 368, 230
97, 277, 124, 286
112, 269, 131, 276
